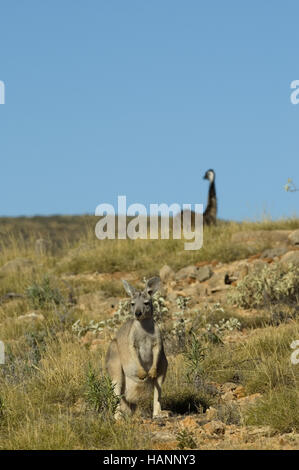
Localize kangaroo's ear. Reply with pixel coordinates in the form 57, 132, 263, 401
145, 276, 161, 296
122, 280, 137, 297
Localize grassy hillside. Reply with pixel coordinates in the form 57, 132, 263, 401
0, 216, 298, 449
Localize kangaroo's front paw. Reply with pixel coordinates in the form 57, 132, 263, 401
137, 367, 147, 380
148, 366, 157, 379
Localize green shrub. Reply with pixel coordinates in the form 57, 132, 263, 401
176, 428, 197, 449
26, 276, 64, 309
229, 263, 299, 309
85, 365, 120, 417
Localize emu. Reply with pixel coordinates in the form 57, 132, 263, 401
203, 168, 217, 226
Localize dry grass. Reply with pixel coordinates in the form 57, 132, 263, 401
0, 216, 299, 448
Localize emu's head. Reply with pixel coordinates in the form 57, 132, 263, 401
203, 169, 215, 183
122, 277, 160, 321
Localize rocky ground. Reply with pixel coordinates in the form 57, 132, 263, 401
0, 225, 298, 450
68, 229, 299, 450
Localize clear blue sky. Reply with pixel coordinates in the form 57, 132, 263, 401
0, 0, 298, 220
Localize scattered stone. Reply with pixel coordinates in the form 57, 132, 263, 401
288, 229, 299, 246
203, 420, 226, 436
159, 265, 175, 283
231, 230, 291, 246
247, 253, 261, 262
237, 393, 262, 409
247, 426, 272, 437
175, 266, 198, 281
222, 391, 236, 402
249, 259, 267, 272
0, 292, 25, 304
206, 272, 226, 292
234, 385, 246, 399
197, 265, 213, 282
17, 312, 44, 322
261, 246, 288, 258
224, 273, 237, 285
151, 431, 176, 443
0, 258, 33, 276
175, 265, 213, 282
221, 382, 238, 393
205, 407, 218, 421
280, 250, 299, 266
180, 416, 199, 431
35, 238, 51, 256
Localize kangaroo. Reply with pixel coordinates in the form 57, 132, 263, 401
105, 276, 168, 419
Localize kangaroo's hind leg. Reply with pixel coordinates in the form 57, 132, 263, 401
153, 358, 168, 418
105, 339, 125, 419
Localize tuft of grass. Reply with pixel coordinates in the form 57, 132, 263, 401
245, 387, 299, 433
26, 275, 64, 309
85, 365, 120, 417
200, 320, 299, 392
176, 428, 198, 449
162, 355, 213, 414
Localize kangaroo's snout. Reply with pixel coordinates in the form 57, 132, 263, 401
135, 310, 142, 319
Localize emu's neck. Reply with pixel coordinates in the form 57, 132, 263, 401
208, 180, 216, 200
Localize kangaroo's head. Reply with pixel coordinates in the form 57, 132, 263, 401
122, 277, 160, 321
203, 169, 215, 183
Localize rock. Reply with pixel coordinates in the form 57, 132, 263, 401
247, 426, 272, 437
261, 246, 289, 258
35, 238, 51, 256
231, 230, 291, 246
0, 258, 33, 277
280, 250, 299, 266
237, 393, 262, 409
197, 265, 213, 282
236, 264, 249, 279
203, 420, 226, 435
81, 331, 95, 346
221, 382, 238, 393
222, 391, 236, 402
17, 312, 44, 322
175, 266, 198, 281
180, 416, 199, 430
206, 272, 225, 289
159, 265, 175, 283
234, 385, 246, 398
249, 259, 268, 272
175, 265, 213, 282
151, 431, 176, 442
288, 230, 299, 246
205, 407, 218, 421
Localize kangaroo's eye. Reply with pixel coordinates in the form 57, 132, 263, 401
144, 300, 150, 305
131, 301, 135, 306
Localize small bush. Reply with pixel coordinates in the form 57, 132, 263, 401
85, 365, 120, 417
184, 332, 206, 382
26, 276, 64, 309
176, 428, 197, 449
229, 263, 299, 308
